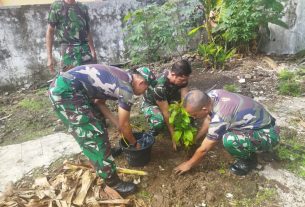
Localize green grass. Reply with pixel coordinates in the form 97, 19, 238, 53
231, 188, 277, 207
278, 81, 302, 96
18, 98, 47, 111
277, 69, 303, 96
223, 84, 238, 92
274, 128, 305, 178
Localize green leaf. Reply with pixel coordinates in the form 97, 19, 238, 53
188, 25, 205, 36
173, 130, 183, 143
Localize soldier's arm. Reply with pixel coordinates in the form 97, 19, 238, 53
156, 100, 176, 150
94, 99, 119, 128
87, 32, 97, 63
174, 138, 217, 175
118, 107, 140, 149
46, 24, 55, 75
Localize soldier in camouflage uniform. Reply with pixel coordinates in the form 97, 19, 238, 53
141, 60, 192, 150
46, 0, 97, 74
174, 89, 280, 176
49, 64, 149, 196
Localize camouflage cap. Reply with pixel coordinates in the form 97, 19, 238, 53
136, 67, 156, 86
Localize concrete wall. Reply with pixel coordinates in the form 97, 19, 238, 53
0, 0, 148, 90
260, 0, 305, 54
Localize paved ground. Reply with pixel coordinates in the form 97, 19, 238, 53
0, 132, 81, 191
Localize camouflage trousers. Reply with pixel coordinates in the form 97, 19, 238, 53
49, 75, 116, 179
141, 103, 165, 131
60, 43, 96, 72
222, 126, 280, 159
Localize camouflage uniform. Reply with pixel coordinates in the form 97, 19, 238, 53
207, 90, 280, 159
48, 0, 95, 71
48, 65, 134, 179
141, 70, 185, 131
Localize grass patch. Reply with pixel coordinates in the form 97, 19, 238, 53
277, 69, 303, 96
223, 84, 238, 92
274, 128, 305, 178
231, 188, 277, 207
18, 98, 47, 111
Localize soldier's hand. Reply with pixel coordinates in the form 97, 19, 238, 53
47, 58, 55, 75
174, 161, 192, 175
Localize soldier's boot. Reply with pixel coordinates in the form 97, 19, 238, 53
230, 154, 257, 176
105, 173, 137, 196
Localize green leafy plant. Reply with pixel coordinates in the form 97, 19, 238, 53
169, 102, 197, 148
124, 0, 202, 64
198, 42, 235, 69
215, 0, 287, 51
188, 0, 287, 52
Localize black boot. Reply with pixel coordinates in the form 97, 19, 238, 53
105, 173, 137, 196
230, 154, 257, 176
111, 146, 123, 157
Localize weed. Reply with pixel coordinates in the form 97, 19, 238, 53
277, 69, 302, 97
137, 190, 151, 200
223, 84, 238, 92
275, 129, 305, 178
18, 98, 46, 111
231, 188, 277, 207
278, 81, 302, 96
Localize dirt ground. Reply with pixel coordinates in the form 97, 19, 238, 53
1, 55, 305, 206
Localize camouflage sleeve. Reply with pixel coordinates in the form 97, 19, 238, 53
118, 87, 134, 111
153, 86, 167, 102
48, 1, 61, 27
206, 114, 230, 141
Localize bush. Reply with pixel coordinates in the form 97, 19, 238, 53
124, 0, 202, 64
198, 42, 235, 69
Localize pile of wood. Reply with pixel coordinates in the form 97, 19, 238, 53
0, 162, 147, 207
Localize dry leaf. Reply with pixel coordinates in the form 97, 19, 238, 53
72, 171, 95, 206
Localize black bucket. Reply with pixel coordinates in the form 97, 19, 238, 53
119, 132, 155, 167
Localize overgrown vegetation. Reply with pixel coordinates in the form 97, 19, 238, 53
169, 102, 197, 148
277, 69, 303, 96
274, 128, 305, 178
124, 0, 202, 64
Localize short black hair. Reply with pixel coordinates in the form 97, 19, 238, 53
171, 60, 192, 76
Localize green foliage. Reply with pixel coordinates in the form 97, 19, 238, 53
223, 84, 238, 92
275, 143, 305, 178
277, 69, 302, 97
215, 0, 287, 50
18, 98, 46, 111
189, 0, 286, 52
198, 42, 235, 69
124, 0, 202, 64
169, 102, 197, 148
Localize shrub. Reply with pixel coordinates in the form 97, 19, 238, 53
124, 0, 202, 64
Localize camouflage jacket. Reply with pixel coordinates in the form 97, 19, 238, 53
48, 0, 90, 44
207, 89, 276, 141
143, 70, 184, 106
62, 64, 135, 111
